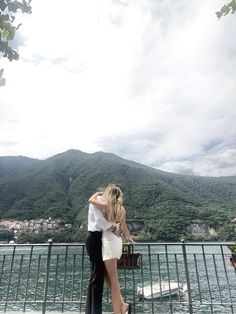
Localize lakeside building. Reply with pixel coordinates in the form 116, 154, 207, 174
0, 218, 72, 241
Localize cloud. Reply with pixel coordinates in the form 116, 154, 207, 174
21, 54, 68, 66
98, 133, 236, 176
159, 147, 236, 177
10, 31, 29, 50
97, 99, 236, 176
0, 0, 235, 177
0, 141, 18, 147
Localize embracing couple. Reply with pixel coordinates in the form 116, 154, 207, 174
85, 183, 134, 314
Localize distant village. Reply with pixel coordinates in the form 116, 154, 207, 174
0, 218, 72, 243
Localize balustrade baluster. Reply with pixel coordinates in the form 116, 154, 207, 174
212, 253, 222, 304
42, 240, 52, 314
16, 254, 24, 302
181, 240, 193, 314
220, 245, 234, 314
4, 245, 16, 312
174, 253, 181, 302
165, 244, 173, 313
61, 245, 69, 312
147, 244, 154, 313
53, 254, 60, 303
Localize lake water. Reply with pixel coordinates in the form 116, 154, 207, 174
0, 243, 235, 313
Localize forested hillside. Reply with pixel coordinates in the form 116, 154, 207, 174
0, 149, 236, 242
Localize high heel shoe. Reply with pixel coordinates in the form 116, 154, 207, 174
126, 303, 132, 314
122, 302, 131, 314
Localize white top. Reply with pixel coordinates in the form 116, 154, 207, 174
87, 195, 113, 232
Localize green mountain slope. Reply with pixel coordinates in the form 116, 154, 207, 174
0, 156, 41, 177
0, 149, 236, 241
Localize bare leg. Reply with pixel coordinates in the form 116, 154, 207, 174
104, 259, 129, 314
105, 268, 127, 309
104, 269, 111, 289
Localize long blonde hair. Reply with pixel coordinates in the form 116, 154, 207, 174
103, 184, 124, 222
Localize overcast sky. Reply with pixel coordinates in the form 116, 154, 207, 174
1, 0, 236, 177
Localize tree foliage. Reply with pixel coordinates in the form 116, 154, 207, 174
216, 0, 236, 18
0, 0, 32, 85
0, 229, 14, 240
16, 230, 75, 244
1, 150, 236, 242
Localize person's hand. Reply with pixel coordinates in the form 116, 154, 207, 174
89, 191, 103, 202
113, 229, 121, 237
95, 191, 103, 196
107, 225, 115, 232
126, 236, 135, 244
107, 225, 121, 237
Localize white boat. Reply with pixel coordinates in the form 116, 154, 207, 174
137, 282, 181, 299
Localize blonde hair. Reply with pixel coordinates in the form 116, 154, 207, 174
103, 184, 124, 222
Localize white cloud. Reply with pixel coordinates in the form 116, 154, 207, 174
0, 0, 235, 176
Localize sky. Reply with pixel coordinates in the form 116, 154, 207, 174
0, 0, 236, 177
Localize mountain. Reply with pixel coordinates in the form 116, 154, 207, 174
0, 156, 42, 177
0, 149, 236, 241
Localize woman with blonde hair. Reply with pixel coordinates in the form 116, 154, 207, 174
89, 184, 134, 314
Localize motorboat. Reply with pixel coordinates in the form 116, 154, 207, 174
137, 281, 183, 299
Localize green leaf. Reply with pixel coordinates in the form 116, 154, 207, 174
216, 0, 236, 18
0, 14, 10, 22
0, 1, 8, 12
0, 77, 6, 86
0, 68, 6, 87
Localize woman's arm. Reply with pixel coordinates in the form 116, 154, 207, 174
88, 191, 108, 210
120, 209, 135, 244
89, 192, 118, 233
